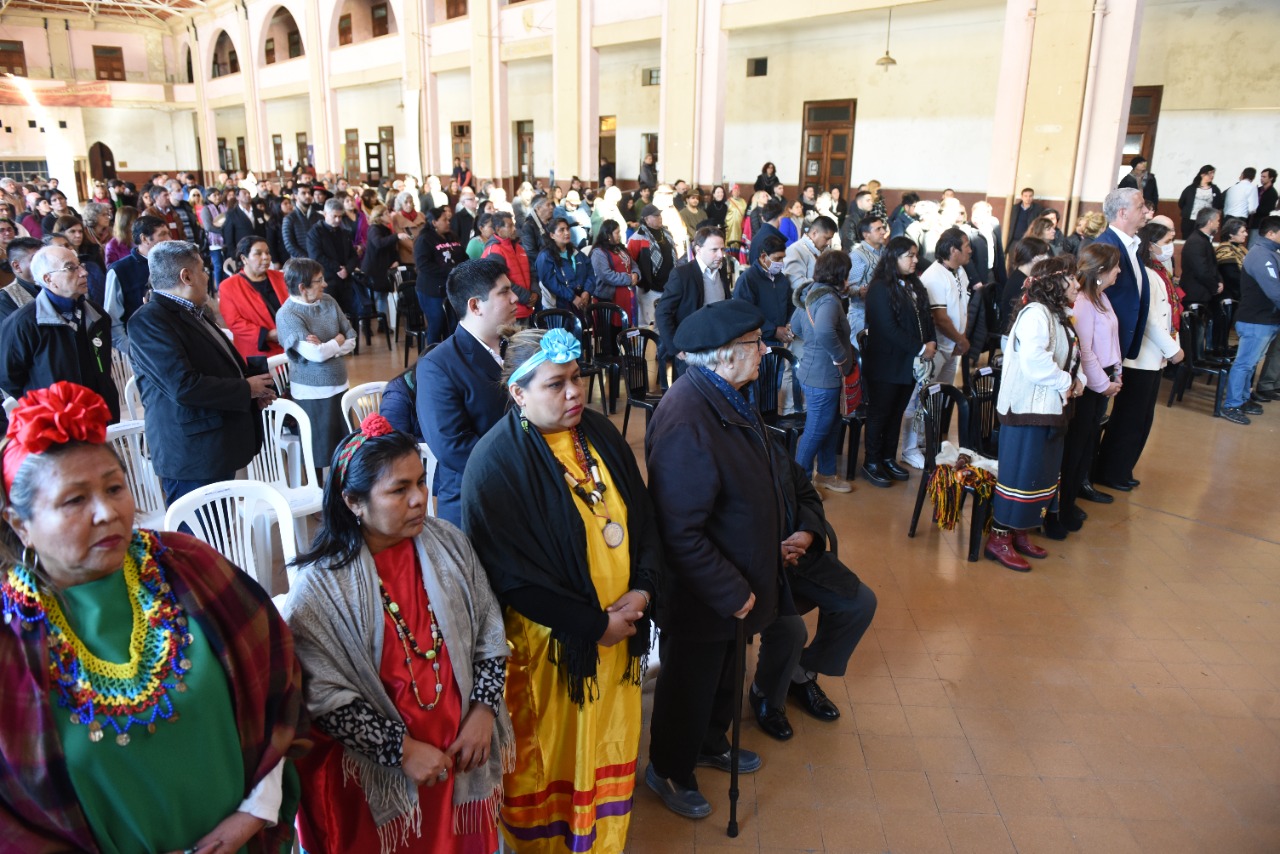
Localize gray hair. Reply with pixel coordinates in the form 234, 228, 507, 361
393, 191, 416, 212
680, 343, 742, 370
323, 198, 344, 215
1102, 188, 1141, 222
28, 245, 75, 286
147, 240, 202, 291
82, 202, 112, 229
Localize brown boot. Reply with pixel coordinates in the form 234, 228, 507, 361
1012, 529, 1048, 559
985, 528, 1031, 572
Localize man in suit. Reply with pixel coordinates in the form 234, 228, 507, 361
220, 188, 263, 257
1179, 207, 1224, 307
1118, 156, 1160, 208
282, 183, 321, 259
127, 240, 277, 505
656, 227, 731, 380
1009, 188, 1043, 244
1093, 187, 1180, 492
417, 257, 519, 527
306, 198, 359, 315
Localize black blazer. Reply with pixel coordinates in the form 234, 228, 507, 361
1179, 229, 1220, 306
1118, 172, 1159, 208
127, 295, 265, 481
415, 325, 509, 528
655, 261, 731, 377
863, 278, 936, 385
220, 206, 263, 257
1177, 182, 1224, 229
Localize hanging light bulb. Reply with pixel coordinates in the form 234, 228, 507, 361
877, 8, 898, 69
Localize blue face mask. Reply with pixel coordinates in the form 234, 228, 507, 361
767, 260, 784, 276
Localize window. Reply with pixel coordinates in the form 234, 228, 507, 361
747, 57, 768, 77
92, 46, 126, 81
272, 134, 284, 172
287, 30, 302, 58
265, 38, 276, 64
371, 4, 389, 37
0, 41, 27, 77
379, 126, 396, 174
446, 0, 468, 18
229, 49, 240, 74
296, 132, 309, 168
338, 14, 352, 46
642, 68, 660, 86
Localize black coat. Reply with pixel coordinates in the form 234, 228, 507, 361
412, 228, 464, 298
863, 277, 935, 385
306, 222, 358, 313
1179, 229, 1221, 306
126, 294, 265, 480
655, 262, 731, 378
520, 215, 549, 279
361, 223, 400, 292
1252, 186, 1278, 230
644, 367, 792, 641
0, 290, 120, 423
1118, 172, 1159, 208
220, 206, 264, 256
1177, 183, 1224, 235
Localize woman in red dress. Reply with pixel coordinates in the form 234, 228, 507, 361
284, 415, 513, 853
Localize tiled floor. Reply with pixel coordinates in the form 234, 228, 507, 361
350, 341, 1280, 853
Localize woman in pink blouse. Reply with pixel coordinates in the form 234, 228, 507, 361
1047, 243, 1125, 539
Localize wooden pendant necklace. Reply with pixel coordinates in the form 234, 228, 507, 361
557, 427, 625, 548
378, 581, 444, 711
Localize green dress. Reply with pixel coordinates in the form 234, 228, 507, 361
54, 570, 248, 854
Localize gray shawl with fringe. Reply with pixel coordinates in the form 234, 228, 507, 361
283, 519, 514, 852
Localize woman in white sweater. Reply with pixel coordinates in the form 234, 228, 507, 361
987, 257, 1085, 572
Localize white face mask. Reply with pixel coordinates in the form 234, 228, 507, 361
1157, 242, 1174, 263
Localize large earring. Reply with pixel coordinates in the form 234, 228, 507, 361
20, 545, 34, 569
518, 408, 530, 434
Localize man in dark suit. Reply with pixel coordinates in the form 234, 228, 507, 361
1179, 207, 1224, 307
306, 198, 359, 315
219, 188, 263, 257
655, 227, 731, 379
127, 240, 277, 505
417, 257, 519, 527
1253, 169, 1277, 231
282, 183, 321, 259
1009, 188, 1043, 244
1118, 156, 1160, 208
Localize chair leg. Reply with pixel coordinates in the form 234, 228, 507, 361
383, 316, 393, 351
908, 465, 933, 538
1166, 366, 1183, 407
967, 496, 990, 562
622, 404, 631, 440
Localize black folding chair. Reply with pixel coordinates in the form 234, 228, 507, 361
533, 309, 609, 413
752, 346, 807, 457
584, 301, 630, 414
617, 327, 664, 440
397, 281, 428, 368
963, 364, 1001, 458
1166, 306, 1230, 417
907, 383, 989, 562
347, 269, 393, 355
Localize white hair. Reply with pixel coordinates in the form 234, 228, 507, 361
394, 191, 416, 212
29, 245, 75, 286
1103, 188, 1141, 222
680, 342, 743, 369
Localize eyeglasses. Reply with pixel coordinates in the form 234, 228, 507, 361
53, 262, 84, 275
734, 336, 766, 350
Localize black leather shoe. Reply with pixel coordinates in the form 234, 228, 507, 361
1242, 402, 1264, 415
861, 463, 892, 488
749, 687, 794, 741
1095, 479, 1132, 492
1255, 389, 1280, 401
1042, 512, 1069, 541
1126, 478, 1141, 488
1079, 483, 1114, 504
881, 459, 910, 481
696, 747, 762, 774
788, 678, 841, 721
645, 764, 712, 819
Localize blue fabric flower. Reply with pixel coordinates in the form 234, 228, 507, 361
541, 328, 582, 364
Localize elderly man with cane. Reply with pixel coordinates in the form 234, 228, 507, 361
644, 300, 792, 822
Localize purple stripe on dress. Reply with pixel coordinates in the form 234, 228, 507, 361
502, 797, 634, 852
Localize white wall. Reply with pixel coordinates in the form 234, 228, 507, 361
262, 96, 311, 167
82, 106, 187, 171
722, 0, 1005, 192
1137, 0, 1280, 197
597, 41, 660, 183
434, 68, 471, 175
0, 105, 85, 203
505, 57, 554, 177
333, 80, 406, 175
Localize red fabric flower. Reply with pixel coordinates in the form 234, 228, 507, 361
3, 382, 112, 492
360, 413, 393, 438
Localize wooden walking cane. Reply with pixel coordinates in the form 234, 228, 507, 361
727, 616, 746, 837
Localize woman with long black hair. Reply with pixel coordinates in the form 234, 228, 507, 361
860, 236, 936, 487
413, 204, 464, 344
1177, 164, 1224, 239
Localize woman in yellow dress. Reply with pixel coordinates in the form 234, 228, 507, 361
461, 328, 664, 852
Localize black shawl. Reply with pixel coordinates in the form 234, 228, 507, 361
461, 407, 664, 705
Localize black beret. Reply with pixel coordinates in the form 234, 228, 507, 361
672, 299, 765, 353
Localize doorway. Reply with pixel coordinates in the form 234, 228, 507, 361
378, 126, 396, 177
598, 116, 616, 179
515, 120, 534, 182
798, 99, 855, 192
365, 142, 383, 183
1119, 85, 1162, 182
237, 138, 248, 174
88, 141, 117, 181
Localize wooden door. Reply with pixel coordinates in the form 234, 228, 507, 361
1120, 85, 1163, 181
344, 129, 360, 179
378, 126, 396, 176
272, 135, 284, 173
799, 99, 855, 192
515, 121, 534, 182
88, 142, 117, 181
296, 132, 309, 169
365, 142, 383, 183
237, 137, 248, 173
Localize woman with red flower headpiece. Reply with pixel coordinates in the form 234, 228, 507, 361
283, 413, 513, 854
0, 382, 307, 853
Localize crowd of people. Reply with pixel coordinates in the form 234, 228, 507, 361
0, 151, 1277, 852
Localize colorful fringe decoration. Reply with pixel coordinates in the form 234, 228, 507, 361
926, 460, 998, 532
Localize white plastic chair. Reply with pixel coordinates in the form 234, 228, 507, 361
2, 397, 16, 416
123, 375, 144, 421
250, 398, 324, 542
107, 420, 166, 530
341, 381, 387, 430
266, 353, 291, 397
110, 349, 133, 416
163, 479, 297, 598
419, 442, 439, 518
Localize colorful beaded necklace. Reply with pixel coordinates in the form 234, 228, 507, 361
378, 581, 445, 711
0, 530, 193, 747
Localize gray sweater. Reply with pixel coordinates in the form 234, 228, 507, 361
275, 295, 356, 389
790, 284, 853, 389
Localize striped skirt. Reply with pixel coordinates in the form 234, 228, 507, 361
993, 423, 1065, 530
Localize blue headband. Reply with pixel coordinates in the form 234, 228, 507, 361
509, 328, 581, 385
